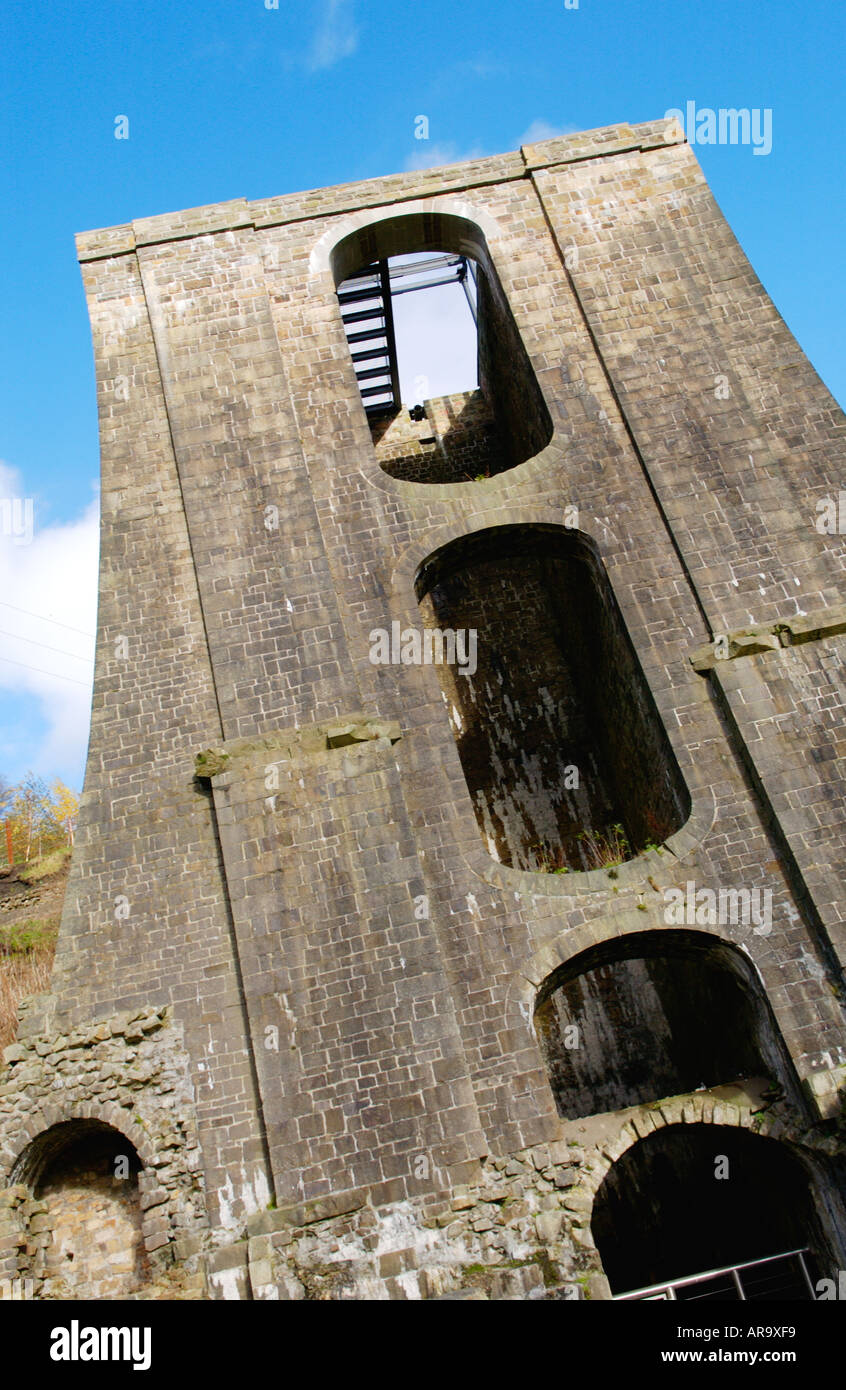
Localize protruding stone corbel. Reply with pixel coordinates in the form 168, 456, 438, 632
690, 600, 846, 672
194, 716, 402, 781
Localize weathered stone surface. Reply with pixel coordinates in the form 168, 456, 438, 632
3, 113, 845, 1301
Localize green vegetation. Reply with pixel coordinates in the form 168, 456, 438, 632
18, 846, 71, 884
0, 915, 60, 955
0, 818, 71, 1052
531, 822, 633, 875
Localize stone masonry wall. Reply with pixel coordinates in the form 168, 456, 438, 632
372, 390, 507, 484
38, 117, 846, 1295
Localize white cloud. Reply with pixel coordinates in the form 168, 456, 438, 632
404, 141, 487, 172
307, 0, 358, 71
0, 461, 99, 786
519, 119, 577, 146
404, 121, 576, 174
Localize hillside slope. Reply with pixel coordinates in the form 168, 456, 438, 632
0, 850, 68, 1051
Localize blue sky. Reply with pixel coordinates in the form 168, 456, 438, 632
1, 0, 843, 790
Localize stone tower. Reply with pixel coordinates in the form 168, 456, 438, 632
3, 117, 846, 1302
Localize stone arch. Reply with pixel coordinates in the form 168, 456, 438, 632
318, 204, 553, 483
10, 1116, 152, 1300
533, 928, 803, 1121
413, 523, 690, 871
387, 508, 712, 900
2, 1099, 157, 1185
308, 195, 504, 279
588, 1119, 846, 1298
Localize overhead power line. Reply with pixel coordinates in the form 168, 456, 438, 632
0, 600, 95, 639
0, 654, 91, 688
0, 626, 93, 663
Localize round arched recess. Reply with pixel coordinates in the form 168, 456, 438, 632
331, 212, 553, 484
591, 1124, 844, 1300
534, 929, 800, 1121
414, 524, 690, 872
13, 1119, 148, 1299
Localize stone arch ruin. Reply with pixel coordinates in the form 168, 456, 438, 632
11, 1119, 148, 1300
534, 928, 801, 1119
592, 1124, 845, 1299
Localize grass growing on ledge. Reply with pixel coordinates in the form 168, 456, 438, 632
530, 823, 632, 875
17, 846, 71, 884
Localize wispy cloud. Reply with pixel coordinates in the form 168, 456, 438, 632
404, 141, 488, 172
403, 121, 575, 173
519, 119, 578, 146
308, 0, 358, 72
0, 461, 98, 787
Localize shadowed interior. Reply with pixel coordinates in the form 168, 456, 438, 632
534, 930, 798, 1120
592, 1124, 838, 1296
415, 525, 689, 871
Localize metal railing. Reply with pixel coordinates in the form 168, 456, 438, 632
614, 1248, 817, 1301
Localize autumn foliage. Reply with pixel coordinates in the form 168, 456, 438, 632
0, 772, 79, 865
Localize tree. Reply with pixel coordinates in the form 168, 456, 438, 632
0, 773, 80, 863
11, 774, 51, 861
51, 780, 80, 848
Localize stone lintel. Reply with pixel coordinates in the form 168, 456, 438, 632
690, 600, 846, 670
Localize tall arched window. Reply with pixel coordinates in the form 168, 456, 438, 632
415, 524, 689, 871
332, 213, 552, 483
534, 930, 798, 1120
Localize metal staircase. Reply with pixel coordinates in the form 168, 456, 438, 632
336, 253, 477, 418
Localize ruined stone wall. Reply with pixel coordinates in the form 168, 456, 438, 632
0, 1008, 208, 1298
210, 1080, 846, 1301
37, 1135, 147, 1300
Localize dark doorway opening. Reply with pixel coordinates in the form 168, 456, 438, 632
415, 525, 688, 870
592, 1124, 839, 1298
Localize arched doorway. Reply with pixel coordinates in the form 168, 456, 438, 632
13, 1119, 149, 1299
592, 1124, 841, 1299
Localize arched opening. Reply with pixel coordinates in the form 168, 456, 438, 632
592, 1125, 843, 1299
13, 1119, 149, 1299
415, 525, 689, 870
332, 212, 552, 483
534, 930, 798, 1120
